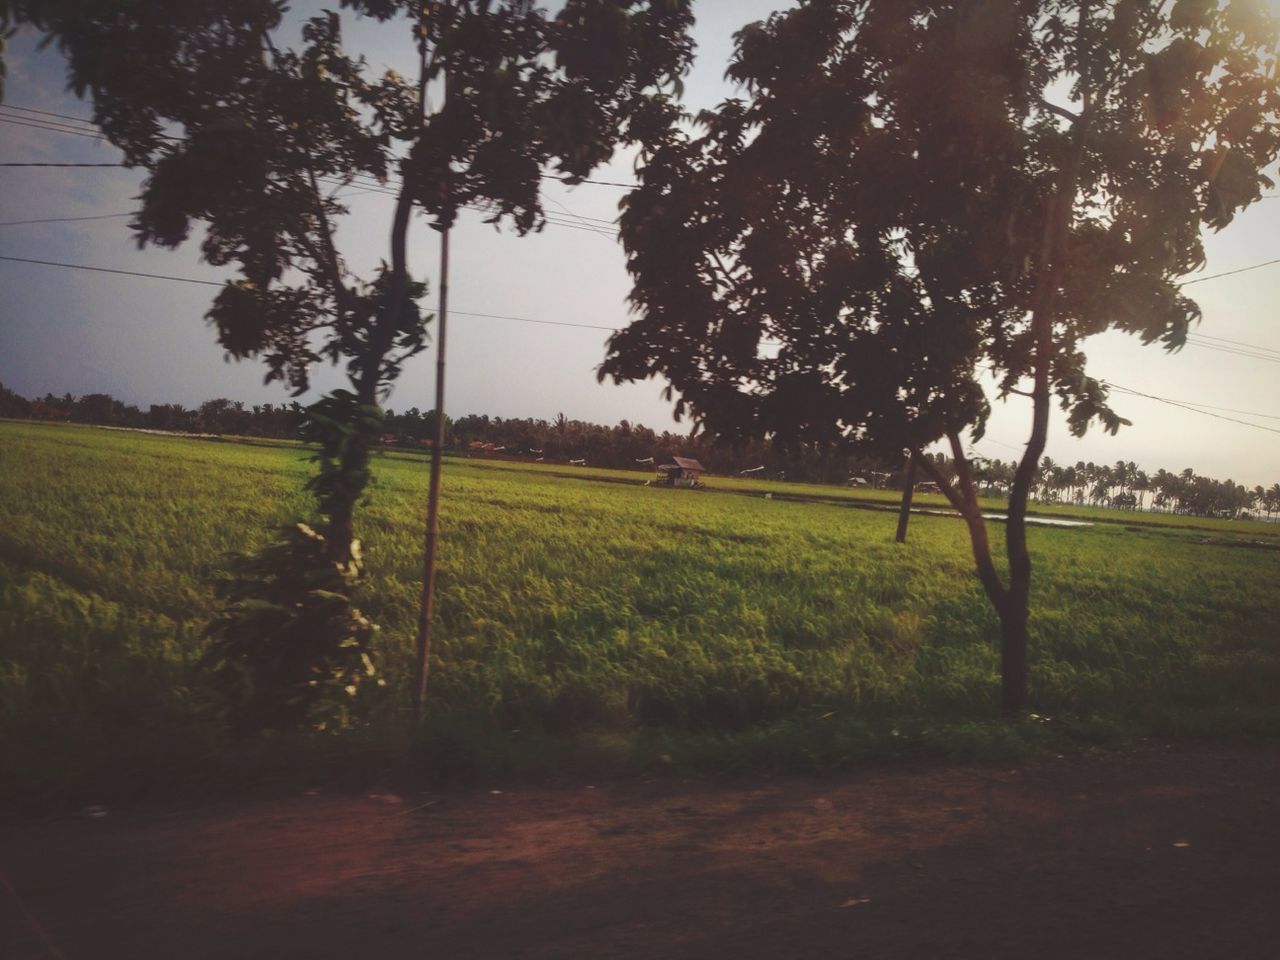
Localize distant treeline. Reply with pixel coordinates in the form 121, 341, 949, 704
3, 382, 1276, 519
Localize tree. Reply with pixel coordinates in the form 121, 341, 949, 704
5, 0, 694, 729
0, 382, 32, 419
601, 0, 1280, 715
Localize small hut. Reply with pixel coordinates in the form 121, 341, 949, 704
654, 456, 706, 488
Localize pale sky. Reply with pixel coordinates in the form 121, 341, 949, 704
1, 1, 1278, 487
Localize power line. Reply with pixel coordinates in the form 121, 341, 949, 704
9, 252, 1280, 359
11, 100, 1280, 210
0, 116, 107, 140
1179, 257, 1280, 286
0, 254, 222, 286
0, 123, 625, 218
976, 436, 1023, 452
316, 173, 620, 234
539, 173, 637, 188
1141, 398, 1280, 421
545, 195, 617, 224
1105, 381, 1280, 436
0, 253, 622, 331
5, 252, 1280, 433
452, 308, 617, 332
541, 215, 616, 238
6, 108, 1273, 248
0, 103, 100, 126
0, 212, 134, 227
3, 101, 642, 187
0, 109, 100, 136
1188, 331, 1280, 356
1184, 336, 1280, 365
0, 161, 125, 167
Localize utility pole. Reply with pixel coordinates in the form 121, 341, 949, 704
413, 225, 449, 722
413, 1, 446, 723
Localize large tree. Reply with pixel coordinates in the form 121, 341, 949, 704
3, 0, 693, 727
601, 0, 1279, 715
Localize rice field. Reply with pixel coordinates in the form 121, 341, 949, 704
3, 420, 1279, 803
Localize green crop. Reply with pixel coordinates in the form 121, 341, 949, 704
3, 421, 1278, 805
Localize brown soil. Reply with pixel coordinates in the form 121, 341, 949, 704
3, 744, 1278, 959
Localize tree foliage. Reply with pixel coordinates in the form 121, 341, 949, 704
202, 522, 380, 734
4, 0, 693, 550
3, 0, 693, 730
605, 0, 1277, 448
601, 0, 1280, 713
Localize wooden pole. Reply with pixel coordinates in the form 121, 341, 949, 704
413, 225, 449, 722
895, 451, 915, 543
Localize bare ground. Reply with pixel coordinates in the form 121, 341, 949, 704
3, 743, 1278, 959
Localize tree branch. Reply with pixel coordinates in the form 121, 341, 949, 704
304, 166, 353, 320
709, 248, 745, 296
1093, 0, 1170, 104
947, 430, 980, 508
1038, 98, 1079, 123
915, 448, 1008, 606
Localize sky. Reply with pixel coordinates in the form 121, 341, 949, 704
1, 1, 1278, 487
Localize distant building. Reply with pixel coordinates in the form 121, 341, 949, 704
654, 456, 705, 488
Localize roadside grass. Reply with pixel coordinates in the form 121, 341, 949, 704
2, 420, 1278, 810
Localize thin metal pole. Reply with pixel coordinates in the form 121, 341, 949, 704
413, 225, 449, 722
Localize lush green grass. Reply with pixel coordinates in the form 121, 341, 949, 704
3, 420, 1279, 806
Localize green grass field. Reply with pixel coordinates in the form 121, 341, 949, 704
3, 420, 1279, 806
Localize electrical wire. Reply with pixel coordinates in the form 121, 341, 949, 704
6, 253, 1280, 436
0, 254, 223, 286
1, 103, 101, 126
0, 116, 107, 140
1188, 331, 1280, 356
0, 212, 134, 227
1178, 257, 1280, 286
1104, 382, 1280, 436
1184, 336, 1280, 365
0, 161, 126, 167
1123, 397, 1280, 421
539, 173, 637, 188
0, 109, 101, 136
451, 309, 617, 332
0, 254, 623, 332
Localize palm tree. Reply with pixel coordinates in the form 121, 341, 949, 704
1133, 470, 1150, 511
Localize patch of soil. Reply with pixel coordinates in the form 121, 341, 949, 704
3, 743, 1278, 959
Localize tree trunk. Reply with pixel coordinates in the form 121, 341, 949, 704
895, 453, 915, 543
324, 459, 362, 563
916, 440, 1024, 716
320, 177, 415, 566
989, 37, 1093, 716
997, 593, 1029, 716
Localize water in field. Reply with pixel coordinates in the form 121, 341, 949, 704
981, 513, 1093, 528
916, 508, 1093, 528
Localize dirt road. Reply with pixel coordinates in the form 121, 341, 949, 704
4, 744, 1278, 959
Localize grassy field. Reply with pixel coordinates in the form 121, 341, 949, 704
3, 420, 1279, 806
382, 449, 1280, 540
